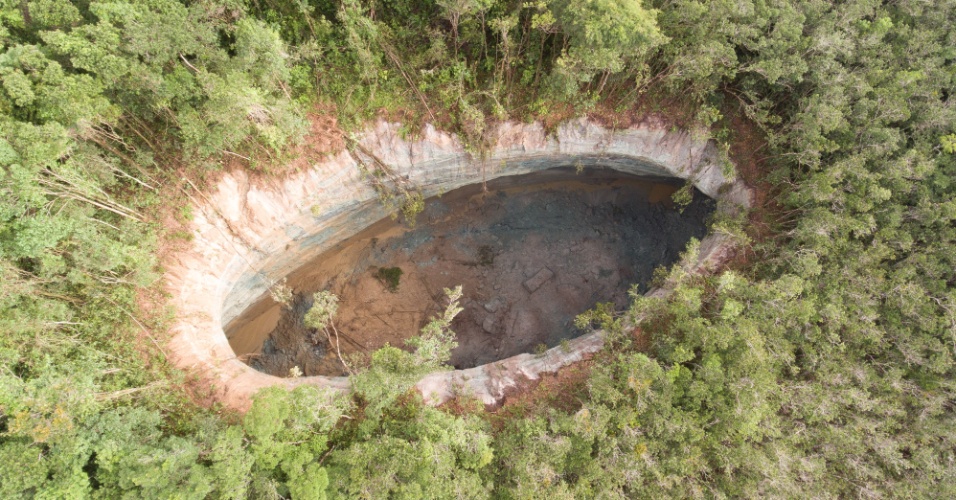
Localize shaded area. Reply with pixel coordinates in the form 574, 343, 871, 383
228, 167, 714, 376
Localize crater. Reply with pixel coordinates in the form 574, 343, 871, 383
165, 118, 752, 410
226, 167, 715, 377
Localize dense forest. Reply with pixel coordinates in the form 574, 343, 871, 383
1, 0, 955, 497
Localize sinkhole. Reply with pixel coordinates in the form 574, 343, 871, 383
166, 119, 752, 409
225, 167, 715, 377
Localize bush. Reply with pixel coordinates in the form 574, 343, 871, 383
374, 266, 403, 292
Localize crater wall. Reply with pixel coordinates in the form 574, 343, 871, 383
165, 117, 752, 410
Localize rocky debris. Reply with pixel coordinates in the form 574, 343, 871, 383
523, 267, 555, 294
252, 174, 717, 374
484, 298, 502, 313
509, 308, 540, 337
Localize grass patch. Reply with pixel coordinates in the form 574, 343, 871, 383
375, 266, 403, 293
477, 245, 496, 266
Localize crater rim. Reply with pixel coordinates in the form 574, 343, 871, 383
165, 117, 752, 411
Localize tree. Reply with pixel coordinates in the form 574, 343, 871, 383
351, 286, 464, 419
548, 0, 667, 94
304, 290, 351, 373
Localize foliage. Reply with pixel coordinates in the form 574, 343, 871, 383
0, 0, 309, 497
304, 290, 351, 373
303, 290, 340, 331
3, 0, 956, 497
350, 138, 428, 227
669, 181, 694, 212
408, 285, 464, 366
374, 266, 404, 293
243, 386, 346, 499
573, 301, 620, 333
268, 278, 294, 308
476, 244, 495, 266
325, 395, 493, 498
547, 0, 667, 95
351, 286, 463, 418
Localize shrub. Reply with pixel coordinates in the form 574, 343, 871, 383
374, 267, 403, 292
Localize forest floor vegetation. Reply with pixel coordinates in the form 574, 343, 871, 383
2, 0, 954, 497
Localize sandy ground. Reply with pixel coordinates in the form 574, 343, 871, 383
227, 167, 714, 376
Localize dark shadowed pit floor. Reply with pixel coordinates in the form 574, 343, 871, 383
226, 167, 715, 377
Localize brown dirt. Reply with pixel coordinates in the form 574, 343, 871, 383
280, 109, 346, 173
486, 359, 596, 425
228, 167, 715, 377
717, 97, 781, 276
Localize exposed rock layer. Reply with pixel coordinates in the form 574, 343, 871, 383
165, 117, 751, 411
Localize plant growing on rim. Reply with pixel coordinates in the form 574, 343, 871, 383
407, 285, 464, 366
304, 290, 351, 374
269, 278, 294, 308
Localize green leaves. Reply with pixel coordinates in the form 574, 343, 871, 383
547, 0, 666, 94
1, 0, 955, 497
941, 134, 956, 154
1, 69, 34, 106
345, 286, 465, 428
32, 0, 306, 160
225, 386, 346, 498
327, 398, 493, 498
0, 2, 316, 497
303, 291, 339, 331
406, 286, 463, 367
555, 0, 666, 63
0, 44, 111, 124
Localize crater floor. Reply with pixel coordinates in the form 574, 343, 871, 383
227, 168, 714, 376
